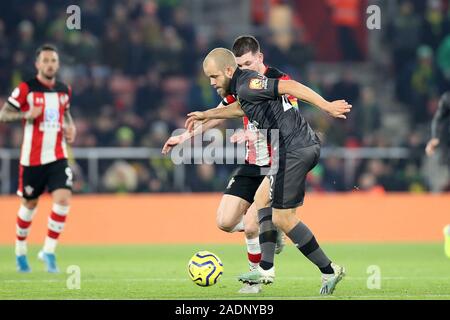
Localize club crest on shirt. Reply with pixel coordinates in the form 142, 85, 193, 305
249, 78, 267, 90
24, 185, 34, 196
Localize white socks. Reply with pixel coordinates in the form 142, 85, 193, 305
15, 240, 27, 256
44, 204, 70, 254
245, 236, 261, 268
43, 237, 58, 254
15, 205, 37, 256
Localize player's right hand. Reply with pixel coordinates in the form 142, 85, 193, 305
162, 135, 184, 155
425, 138, 440, 156
24, 107, 42, 120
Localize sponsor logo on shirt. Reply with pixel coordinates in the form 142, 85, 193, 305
39, 108, 61, 131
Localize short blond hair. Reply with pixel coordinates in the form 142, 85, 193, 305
203, 48, 237, 70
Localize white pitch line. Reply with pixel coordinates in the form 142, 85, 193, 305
0, 278, 190, 283
3, 276, 450, 283
237, 294, 450, 299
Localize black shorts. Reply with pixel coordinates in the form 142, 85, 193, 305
269, 144, 320, 209
223, 164, 266, 203
17, 159, 73, 200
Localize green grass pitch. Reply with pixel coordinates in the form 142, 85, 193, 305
1, 243, 449, 300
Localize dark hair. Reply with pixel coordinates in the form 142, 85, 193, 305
35, 44, 58, 59
232, 35, 260, 57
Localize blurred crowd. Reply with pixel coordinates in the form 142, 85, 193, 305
0, 0, 448, 194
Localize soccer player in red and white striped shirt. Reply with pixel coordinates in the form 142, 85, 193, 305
0, 44, 76, 273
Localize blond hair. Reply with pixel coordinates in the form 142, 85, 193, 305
203, 48, 237, 70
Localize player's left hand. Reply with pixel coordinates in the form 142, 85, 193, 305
185, 111, 206, 132
162, 135, 184, 155
64, 124, 76, 144
325, 100, 352, 119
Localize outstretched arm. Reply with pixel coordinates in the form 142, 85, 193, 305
278, 80, 351, 119
162, 101, 231, 154
185, 101, 244, 132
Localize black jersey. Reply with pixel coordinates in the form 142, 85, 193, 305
431, 92, 450, 163
432, 92, 450, 140
229, 68, 319, 153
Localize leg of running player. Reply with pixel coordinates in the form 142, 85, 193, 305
216, 194, 249, 233
253, 177, 285, 255
272, 208, 345, 294
240, 146, 344, 294
38, 188, 71, 273
244, 203, 261, 268
217, 194, 262, 271
216, 194, 264, 293
243, 202, 260, 269
252, 177, 278, 275
238, 202, 263, 293
217, 195, 262, 269
15, 198, 39, 272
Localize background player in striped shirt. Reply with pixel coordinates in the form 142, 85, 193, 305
162, 36, 292, 293
0, 44, 76, 273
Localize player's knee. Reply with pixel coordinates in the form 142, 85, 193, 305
244, 223, 259, 239
55, 199, 70, 207
216, 210, 234, 233
22, 198, 38, 210
216, 220, 234, 233
53, 193, 71, 207
272, 213, 288, 231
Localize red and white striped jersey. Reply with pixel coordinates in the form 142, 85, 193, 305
7, 78, 71, 166
222, 66, 297, 166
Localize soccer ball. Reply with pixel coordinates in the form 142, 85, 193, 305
188, 251, 224, 287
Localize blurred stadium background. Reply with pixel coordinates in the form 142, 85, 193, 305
0, 0, 448, 196
0, 0, 450, 300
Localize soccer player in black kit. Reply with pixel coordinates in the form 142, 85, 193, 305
425, 91, 450, 258
186, 48, 351, 295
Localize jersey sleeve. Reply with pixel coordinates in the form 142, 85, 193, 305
7, 82, 29, 111
237, 73, 279, 104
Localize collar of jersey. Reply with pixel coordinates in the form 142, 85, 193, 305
229, 68, 243, 95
